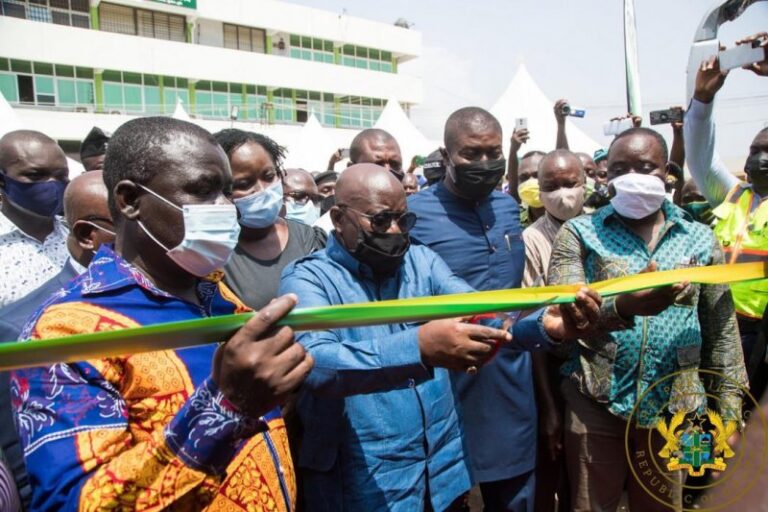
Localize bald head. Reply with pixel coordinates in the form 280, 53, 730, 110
336, 163, 404, 208
0, 130, 63, 168
63, 170, 115, 268
284, 168, 318, 197
444, 107, 502, 155
538, 149, 585, 192
349, 129, 403, 180
64, 170, 110, 226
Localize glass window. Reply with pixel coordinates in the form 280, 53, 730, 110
75, 80, 93, 104
56, 78, 76, 105
99, 3, 134, 35
289, 34, 300, 46
34, 75, 54, 95
10, 60, 32, 74
356, 47, 367, 58
290, 48, 301, 59
100, 3, 183, 41
0, 73, 18, 102
381, 62, 392, 73
301, 36, 311, 49
123, 85, 142, 112
103, 83, 123, 111
324, 53, 333, 64
70, 13, 88, 27
0, 59, 8, 71
33, 62, 53, 75
55, 64, 74, 77
123, 72, 141, 85
324, 40, 333, 52
70, 0, 88, 12
1, 1, 27, 19
144, 85, 161, 114
76, 67, 93, 79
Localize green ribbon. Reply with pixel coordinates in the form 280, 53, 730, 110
0, 262, 765, 372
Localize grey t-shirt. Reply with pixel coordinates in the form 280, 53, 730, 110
224, 219, 326, 310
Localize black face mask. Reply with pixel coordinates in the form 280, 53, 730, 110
449, 158, 506, 200
353, 229, 410, 277
746, 152, 768, 190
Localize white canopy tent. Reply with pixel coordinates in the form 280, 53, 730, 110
374, 96, 439, 171
171, 97, 192, 122
0, 91, 85, 178
490, 64, 601, 156
282, 113, 338, 172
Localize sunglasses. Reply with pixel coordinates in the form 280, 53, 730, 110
284, 191, 319, 206
339, 205, 417, 234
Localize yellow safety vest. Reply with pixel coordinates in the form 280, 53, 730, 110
712, 184, 768, 319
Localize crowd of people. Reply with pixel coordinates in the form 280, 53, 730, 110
0, 33, 766, 512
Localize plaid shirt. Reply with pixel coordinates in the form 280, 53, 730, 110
547, 200, 746, 426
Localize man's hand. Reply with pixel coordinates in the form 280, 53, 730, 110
327, 148, 344, 170
407, 155, 420, 173
694, 56, 729, 104
670, 106, 684, 132
554, 98, 568, 125
615, 262, 691, 318
540, 404, 563, 461
542, 287, 602, 340
736, 32, 768, 76
418, 318, 512, 371
212, 294, 314, 418
511, 128, 530, 153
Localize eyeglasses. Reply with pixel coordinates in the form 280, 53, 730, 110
339, 205, 417, 233
284, 191, 319, 206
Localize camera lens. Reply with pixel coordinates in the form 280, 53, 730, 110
561, 104, 571, 116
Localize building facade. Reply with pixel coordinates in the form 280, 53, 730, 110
0, 0, 422, 153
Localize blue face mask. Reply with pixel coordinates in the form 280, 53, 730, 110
0, 171, 67, 217
285, 197, 320, 225
234, 180, 284, 228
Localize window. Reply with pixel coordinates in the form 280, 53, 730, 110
99, 2, 185, 41
288, 34, 334, 64
223, 23, 266, 53
0, 0, 89, 27
194, 81, 245, 119
0, 58, 94, 108
335, 95, 383, 129
103, 70, 167, 114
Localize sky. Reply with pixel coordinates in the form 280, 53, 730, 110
287, 0, 767, 162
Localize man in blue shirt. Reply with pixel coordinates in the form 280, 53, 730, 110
280, 164, 601, 511
408, 107, 540, 511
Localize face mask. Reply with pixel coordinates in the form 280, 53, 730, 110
745, 153, 768, 190
285, 198, 320, 225
138, 185, 240, 278
540, 186, 585, 222
610, 173, 666, 220
352, 229, 410, 277
518, 178, 543, 208
449, 158, 506, 200
0, 172, 66, 217
233, 180, 283, 228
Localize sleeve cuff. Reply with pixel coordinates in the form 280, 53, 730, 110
164, 377, 269, 475
511, 309, 555, 351
379, 328, 433, 381
598, 296, 634, 332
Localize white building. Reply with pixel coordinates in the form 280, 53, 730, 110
0, 0, 422, 163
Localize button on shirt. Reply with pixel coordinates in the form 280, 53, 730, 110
0, 212, 69, 307
279, 234, 550, 511
408, 182, 536, 482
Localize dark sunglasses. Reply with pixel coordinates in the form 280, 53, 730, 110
339, 205, 417, 234
284, 191, 319, 206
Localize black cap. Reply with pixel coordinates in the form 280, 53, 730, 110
80, 127, 110, 159
422, 149, 446, 184
314, 170, 338, 186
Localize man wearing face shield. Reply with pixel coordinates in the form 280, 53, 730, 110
11, 117, 314, 511
684, 34, 768, 382
409, 107, 558, 511
548, 127, 745, 512
0, 130, 70, 308
279, 163, 601, 511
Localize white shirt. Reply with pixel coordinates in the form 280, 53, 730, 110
0, 211, 69, 307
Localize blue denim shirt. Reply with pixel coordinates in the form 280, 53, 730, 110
408, 182, 536, 481
279, 234, 549, 511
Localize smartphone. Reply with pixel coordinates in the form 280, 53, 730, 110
649, 107, 684, 125
515, 118, 528, 130
603, 118, 634, 136
414, 155, 425, 166
718, 41, 766, 71
340, 148, 350, 159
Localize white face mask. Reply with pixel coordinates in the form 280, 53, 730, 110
285, 197, 320, 225
138, 185, 240, 277
610, 173, 667, 220
540, 185, 585, 222
234, 180, 284, 229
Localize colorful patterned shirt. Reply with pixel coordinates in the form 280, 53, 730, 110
548, 200, 746, 426
11, 246, 295, 511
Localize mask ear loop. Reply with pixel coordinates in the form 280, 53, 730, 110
135, 184, 182, 252
138, 184, 183, 212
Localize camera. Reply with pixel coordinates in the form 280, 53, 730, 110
560, 103, 586, 118
649, 108, 684, 125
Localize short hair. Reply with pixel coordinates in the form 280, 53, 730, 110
103, 117, 218, 215
521, 150, 546, 160
443, 107, 502, 153
609, 127, 669, 162
0, 130, 59, 168
213, 129, 286, 170
349, 128, 397, 163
